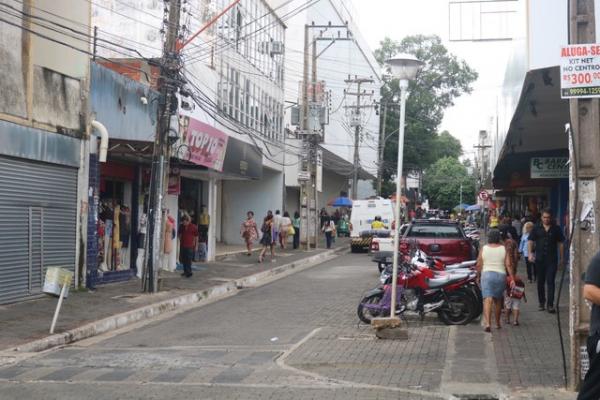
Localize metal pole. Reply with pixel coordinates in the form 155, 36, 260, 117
390, 80, 408, 318
312, 37, 319, 249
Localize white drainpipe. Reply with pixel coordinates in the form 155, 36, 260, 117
91, 120, 109, 162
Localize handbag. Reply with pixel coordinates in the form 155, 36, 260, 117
288, 225, 295, 235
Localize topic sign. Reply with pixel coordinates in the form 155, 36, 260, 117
560, 44, 600, 98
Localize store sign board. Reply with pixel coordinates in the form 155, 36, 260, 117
181, 116, 228, 171
530, 157, 569, 179
560, 44, 600, 98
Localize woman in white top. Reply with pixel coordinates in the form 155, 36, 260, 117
476, 229, 516, 332
279, 211, 292, 250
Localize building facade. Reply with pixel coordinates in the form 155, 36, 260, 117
0, 0, 91, 303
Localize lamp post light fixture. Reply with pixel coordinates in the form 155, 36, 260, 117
385, 53, 424, 321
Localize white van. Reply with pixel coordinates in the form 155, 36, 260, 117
350, 198, 395, 237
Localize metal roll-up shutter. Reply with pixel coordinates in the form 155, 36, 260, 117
0, 156, 77, 304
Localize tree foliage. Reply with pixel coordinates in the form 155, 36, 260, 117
375, 35, 477, 196
422, 157, 476, 210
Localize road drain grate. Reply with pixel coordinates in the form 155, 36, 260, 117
453, 396, 499, 400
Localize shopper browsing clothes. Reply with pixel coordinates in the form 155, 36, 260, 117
178, 213, 198, 278
578, 250, 600, 400
240, 211, 260, 256
527, 208, 565, 313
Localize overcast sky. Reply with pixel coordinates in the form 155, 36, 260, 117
353, 0, 515, 161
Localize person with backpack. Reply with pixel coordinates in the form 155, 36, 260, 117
258, 212, 275, 263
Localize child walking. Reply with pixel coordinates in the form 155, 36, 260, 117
504, 275, 526, 325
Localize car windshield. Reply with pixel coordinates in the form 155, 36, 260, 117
406, 224, 462, 238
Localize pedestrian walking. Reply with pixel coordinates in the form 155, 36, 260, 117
258, 212, 275, 263
519, 222, 535, 283
292, 211, 301, 249
577, 250, 600, 400
178, 213, 198, 278
527, 208, 565, 313
476, 229, 516, 332
273, 210, 282, 249
504, 275, 526, 326
240, 211, 260, 256
279, 211, 292, 250
512, 216, 523, 242
322, 215, 336, 249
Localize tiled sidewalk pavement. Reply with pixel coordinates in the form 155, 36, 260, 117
282, 259, 575, 399
492, 261, 571, 390
0, 237, 349, 351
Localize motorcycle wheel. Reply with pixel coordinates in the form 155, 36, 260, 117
438, 290, 476, 325
357, 292, 384, 324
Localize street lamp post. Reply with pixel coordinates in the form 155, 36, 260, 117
386, 54, 424, 320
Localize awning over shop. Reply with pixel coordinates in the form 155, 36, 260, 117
320, 146, 376, 180
493, 66, 570, 189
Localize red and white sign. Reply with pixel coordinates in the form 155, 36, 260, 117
181, 116, 228, 171
478, 190, 489, 201
560, 44, 600, 98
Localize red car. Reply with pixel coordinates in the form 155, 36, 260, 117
399, 219, 475, 264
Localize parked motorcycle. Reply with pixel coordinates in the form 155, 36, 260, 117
357, 260, 478, 325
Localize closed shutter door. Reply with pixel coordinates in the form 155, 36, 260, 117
0, 156, 77, 304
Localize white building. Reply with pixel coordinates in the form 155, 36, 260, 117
272, 0, 381, 214
91, 0, 380, 254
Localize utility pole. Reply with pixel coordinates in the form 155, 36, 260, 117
144, 0, 182, 293
345, 76, 374, 199
568, 0, 599, 388
300, 22, 351, 249
377, 103, 388, 196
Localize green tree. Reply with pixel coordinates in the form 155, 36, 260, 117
422, 157, 476, 210
375, 35, 477, 196
433, 131, 462, 160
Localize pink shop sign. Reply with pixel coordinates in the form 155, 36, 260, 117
181, 116, 228, 171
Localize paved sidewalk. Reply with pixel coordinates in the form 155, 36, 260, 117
0, 237, 349, 352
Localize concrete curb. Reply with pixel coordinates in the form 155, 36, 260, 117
12, 247, 347, 354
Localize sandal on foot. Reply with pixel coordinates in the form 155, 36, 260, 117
513, 321, 519, 326
484, 326, 491, 333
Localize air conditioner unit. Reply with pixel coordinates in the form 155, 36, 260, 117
270, 41, 284, 55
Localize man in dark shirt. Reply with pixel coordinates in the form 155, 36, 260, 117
578, 251, 600, 400
528, 208, 565, 313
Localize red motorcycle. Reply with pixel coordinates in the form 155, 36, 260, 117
357, 259, 478, 325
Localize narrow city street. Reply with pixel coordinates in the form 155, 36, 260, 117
0, 253, 575, 400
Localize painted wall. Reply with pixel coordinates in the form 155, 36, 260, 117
319, 169, 349, 212
491, 0, 568, 170
221, 169, 284, 244
90, 63, 159, 142
0, 0, 89, 132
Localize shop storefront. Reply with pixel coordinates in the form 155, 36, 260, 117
87, 62, 158, 287
0, 121, 81, 304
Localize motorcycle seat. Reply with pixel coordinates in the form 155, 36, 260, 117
428, 273, 468, 288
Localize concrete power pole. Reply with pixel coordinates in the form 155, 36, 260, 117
568, 0, 599, 388
377, 103, 388, 196
345, 76, 374, 199
144, 0, 182, 292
